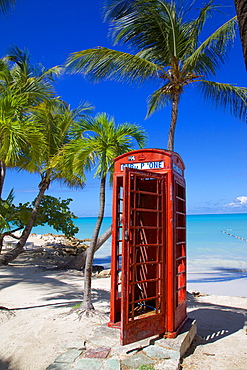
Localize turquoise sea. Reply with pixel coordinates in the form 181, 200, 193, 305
32, 214, 247, 274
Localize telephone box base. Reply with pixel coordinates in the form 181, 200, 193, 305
164, 316, 189, 339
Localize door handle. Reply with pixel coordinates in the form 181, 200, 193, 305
124, 230, 129, 241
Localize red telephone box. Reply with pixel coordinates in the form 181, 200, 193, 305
108, 149, 187, 345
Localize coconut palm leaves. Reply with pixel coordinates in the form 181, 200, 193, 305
0, 47, 59, 196
0, 0, 15, 13
55, 112, 147, 310
66, 0, 247, 150
59, 112, 147, 178
29, 98, 94, 187
0, 98, 94, 265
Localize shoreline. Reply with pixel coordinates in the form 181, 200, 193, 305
2, 232, 247, 298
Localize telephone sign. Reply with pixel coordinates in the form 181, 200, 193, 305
121, 160, 164, 171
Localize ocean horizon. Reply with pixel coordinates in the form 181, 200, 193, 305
32, 213, 247, 274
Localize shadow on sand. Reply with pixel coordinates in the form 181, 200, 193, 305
182, 291, 247, 362
0, 358, 14, 370
187, 292, 247, 341
0, 264, 110, 312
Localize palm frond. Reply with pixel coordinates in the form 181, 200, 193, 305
66, 47, 161, 83
105, 0, 192, 63
183, 16, 238, 75
115, 122, 147, 148
198, 80, 247, 120
55, 112, 147, 181
104, 0, 135, 21
146, 84, 173, 117
0, 0, 15, 13
186, 1, 216, 46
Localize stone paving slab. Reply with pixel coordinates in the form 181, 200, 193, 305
103, 359, 121, 370
85, 346, 111, 358
155, 359, 180, 370
46, 318, 196, 370
46, 363, 72, 370
143, 344, 174, 360
74, 358, 103, 370
121, 352, 156, 369
152, 318, 197, 358
54, 349, 82, 363
112, 335, 157, 358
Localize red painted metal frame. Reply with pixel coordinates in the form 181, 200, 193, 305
108, 149, 187, 344
121, 168, 166, 345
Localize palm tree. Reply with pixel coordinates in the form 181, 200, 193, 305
0, 0, 15, 13
0, 47, 59, 197
56, 112, 147, 311
234, 0, 247, 68
0, 99, 93, 265
66, 0, 247, 151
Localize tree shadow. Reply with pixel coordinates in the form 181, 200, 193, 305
188, 267, 247, 284
0, 265, 110, 312
187, 292, 247, 340
0, 358, 15, 370
182, 292, 247, 360
188, 307, 246, 343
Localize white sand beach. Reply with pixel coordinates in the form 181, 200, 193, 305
0, 235, 247, 369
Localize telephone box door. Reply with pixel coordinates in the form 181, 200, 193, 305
121, 168, 167, 345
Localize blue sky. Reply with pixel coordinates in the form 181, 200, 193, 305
0, 0, 246, 216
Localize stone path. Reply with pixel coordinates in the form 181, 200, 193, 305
46, 319, 196, 370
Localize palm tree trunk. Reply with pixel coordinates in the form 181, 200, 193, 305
0, 227, 23, 254
81, 176, 106, 310
167, 92, 179, 151
0, 176, 49, 265
234, 0, 247, 69
0, 234, 4, 254
0, 161, 6, 199
64, 224, 112, 270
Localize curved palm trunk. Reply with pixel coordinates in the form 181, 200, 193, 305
81, 175, 106, 310
167, 92, 179, 152
0, 226, 23, 254
64, 224, 112, 270
234, 0, 247, 69
0, 177, 50, 265
0, 162, 6, 199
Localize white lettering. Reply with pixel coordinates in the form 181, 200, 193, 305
173, 163, 183, 175
121, 161, 164, 171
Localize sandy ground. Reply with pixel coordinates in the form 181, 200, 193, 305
0, 263, 110, 370
0, 237, 247, 370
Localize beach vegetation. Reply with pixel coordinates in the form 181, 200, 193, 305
55, 112, 147, 311
0, 47, 58, 197
138, 365, 156, 370
66, 0, 247, 151
0, 83, 93, 265
0, 193, 78, 254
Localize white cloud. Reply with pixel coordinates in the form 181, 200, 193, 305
226, 196, 247, 208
